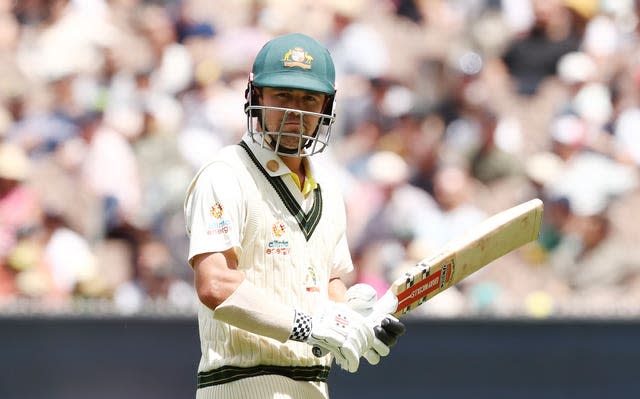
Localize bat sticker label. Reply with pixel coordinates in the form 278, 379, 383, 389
396, 259, 455, 313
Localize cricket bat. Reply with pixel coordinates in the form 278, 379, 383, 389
313, 198, 543, 358
389, 198, 544, 316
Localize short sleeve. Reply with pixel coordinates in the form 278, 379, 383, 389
184, 162, 245, 265
330, 230, 354, 278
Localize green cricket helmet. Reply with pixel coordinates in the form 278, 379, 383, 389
244, 33, 337, 157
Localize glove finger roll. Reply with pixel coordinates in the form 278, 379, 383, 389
371, 337, 390, 357
373, 325, 399, 347
381, 317, 407, 336
363, 348, 381, 365
338, 344, 361, 373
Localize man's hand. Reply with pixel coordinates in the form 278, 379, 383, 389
291, 301, 373, 373
345, 284, 406, 365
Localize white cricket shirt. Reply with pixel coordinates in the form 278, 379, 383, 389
184, 135, 353, 376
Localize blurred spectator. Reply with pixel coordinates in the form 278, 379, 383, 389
548, 201, 640, 308
468, 110, 524, 185
0, 142, 41, 301
325, 0, 391, 80
547, 113, 587, 161
348, 151, 436, 296
1, 0, 640, 318
39, 210, 102, 300
543, 144, 639, 300
77, 110, 142, 231
412, 164, 488, 250
612, 106, 640, 167
523, 152, 569, 253
501, 0, 583, 95
546, 150, 638, 217
113, 238, 196, 314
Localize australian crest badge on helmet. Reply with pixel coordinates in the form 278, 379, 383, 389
282, 47, 314, 70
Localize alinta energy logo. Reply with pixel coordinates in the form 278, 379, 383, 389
206, 203, 231, 235
265, 221, 290, 255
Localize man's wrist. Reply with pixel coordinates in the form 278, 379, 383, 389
289, 309, 312, 342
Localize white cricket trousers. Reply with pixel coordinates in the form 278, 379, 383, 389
195, 374, 329, 399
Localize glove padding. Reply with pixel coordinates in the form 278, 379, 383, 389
365, 313, 406, 364
346, 284, 406, 365
306, 301, 374, 373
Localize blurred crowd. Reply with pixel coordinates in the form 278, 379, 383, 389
1, 0, 640, 318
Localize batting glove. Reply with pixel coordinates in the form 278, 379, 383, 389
345, 284, 406, 365
289, 301, 374, 373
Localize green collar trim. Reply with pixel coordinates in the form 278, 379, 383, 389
239, 141, 322, 241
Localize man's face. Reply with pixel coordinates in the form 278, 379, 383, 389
259, 87, 327, 150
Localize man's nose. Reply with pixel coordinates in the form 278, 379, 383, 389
284, 108, 303, 120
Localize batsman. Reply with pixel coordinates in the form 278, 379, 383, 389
184, 33, 405, 399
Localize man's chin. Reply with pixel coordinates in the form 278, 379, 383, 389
262, 135, 307, 154
277, 142, 306, 154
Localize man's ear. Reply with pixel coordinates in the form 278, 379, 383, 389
244, 83, 263, 117
320, 95, 335, 125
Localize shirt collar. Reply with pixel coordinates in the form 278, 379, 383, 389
242, 134, 319, 194
242, 134, 291, 177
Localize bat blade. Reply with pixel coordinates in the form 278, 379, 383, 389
391, 198, 544, 317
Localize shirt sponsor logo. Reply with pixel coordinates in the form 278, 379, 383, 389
266, 221, 290, 255
207, 202, 232, 235
207, 219, 232, 235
